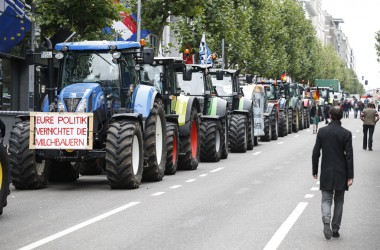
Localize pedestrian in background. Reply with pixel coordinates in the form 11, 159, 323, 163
312, 106, 354, 240
324, 102, 330, 124
310, 102, 319, 134
360, 103, 379, 151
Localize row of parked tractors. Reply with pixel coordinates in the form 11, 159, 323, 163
0, 40, 313, 215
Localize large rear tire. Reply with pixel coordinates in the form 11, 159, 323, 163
142, 102, 167, 182
178, 109, 199, 170
278, 111, 287, 137
292, 109, 299, 133
106, 120, 143, 189
304, 108, 310, 128
247, 113, 254, 150
271, 110, 278, 140
164, 122, 179, 175
0, 141, 10, 216
229, 114, 248, 153
199, 120, 223, 162
221, 115, 229, 159
260, 116, 272, 142
299, 107, 304, 130
9, 121, 49, 190
287, 109, 293, 134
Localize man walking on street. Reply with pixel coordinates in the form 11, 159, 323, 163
360, 103, 379, 151
312, 106, 354, 240
324, 102, 330, 124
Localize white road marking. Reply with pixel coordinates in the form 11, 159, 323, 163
294, 135, 299, 138
277, 141, 284, 145
18, 202, 140, 250
170, 185, 182, 189
304, 194, 314, 198
252, 151, 262, 156
311, 187, 319, 191
263, 202, 308, 250
186, 179, 196, 183
210, 167, 224, 173
199, 174, 208, 177
152, 192, 165, 196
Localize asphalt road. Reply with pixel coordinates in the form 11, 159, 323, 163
1, 111, 379, 250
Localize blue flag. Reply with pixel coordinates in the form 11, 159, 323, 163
0, 0, 31, 54
198, 34, 213, 65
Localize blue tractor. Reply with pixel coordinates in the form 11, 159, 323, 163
9, 40, 165, 189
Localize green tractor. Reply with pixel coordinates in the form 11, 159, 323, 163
139, 57, 200, 173
0, 140, 10, 216
177, 64, 229, 162
209, 69, 254, 152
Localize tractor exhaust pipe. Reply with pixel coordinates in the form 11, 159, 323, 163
44, 37, 55, 111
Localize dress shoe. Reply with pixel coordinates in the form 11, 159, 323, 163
332, 231, 340, 238
369, 148, 373, 151
323, 223, 332, 240
363, 147, 366, 150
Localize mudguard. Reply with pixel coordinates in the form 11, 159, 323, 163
132, 84, 160, 119
110, 113, 143, 131
175, 95, 200, 137
165, 114, 179, 124
208, 97, 227, 118
241, 97, 253, 113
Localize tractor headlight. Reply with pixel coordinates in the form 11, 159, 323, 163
76, 98, 87, 112
58, 100, 65, 112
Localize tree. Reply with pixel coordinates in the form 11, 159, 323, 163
32, 0, 126, 39
376, 31, 380, 64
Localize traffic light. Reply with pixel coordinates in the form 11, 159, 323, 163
365, 80, 368, 85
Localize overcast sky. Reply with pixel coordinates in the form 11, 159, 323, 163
322, 0, 380, 91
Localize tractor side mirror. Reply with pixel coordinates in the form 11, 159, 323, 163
142, 48, 154, 64
216, 71, 223, 80
183, 67, 192, 81
246, 75, 253, 84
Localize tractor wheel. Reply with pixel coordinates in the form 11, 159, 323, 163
105, 120, 143, 189
260, 116, 272, 142
278, 111, 287, 137
178, 109, 199, 170
221, 115, 229, 159
287, 109, 293, 134
78, 160, 103, 176
292, 109, 299, 133
9, 121, 49, 190
164, 122, 179, 175
199, 120, 223, 162
299, 108, 304, 130
247, 113, 254, 150
49, 162, 79, 182
142, 102, 167, 182
271, 110, 278, 140
0, 141, 10, 216
229, 114, 248, 153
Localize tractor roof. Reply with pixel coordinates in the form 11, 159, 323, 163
55, 41, 141, 51
154, 57, 183, 62
209, 68, 239, 75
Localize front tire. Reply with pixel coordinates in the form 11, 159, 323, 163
9, 121, 48, 189
164, 122, 179, 175
260, 116, 272, 142
106, 120, 143, 189
271, 110, 278, 140
229, 114, 248, 153
278, 111, 287, 137
199, 120, 223, 162
142, 102, 167, 182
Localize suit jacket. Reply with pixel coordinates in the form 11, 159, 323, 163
312, 120, 354, 190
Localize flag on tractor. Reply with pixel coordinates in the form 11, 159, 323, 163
313, 87, 320, 100
198, 34, 213, 65
280, 72, 286, 82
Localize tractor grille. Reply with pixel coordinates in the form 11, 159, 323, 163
64, 98, 81, 112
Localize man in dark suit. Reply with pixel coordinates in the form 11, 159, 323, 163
312, 106, 354, 240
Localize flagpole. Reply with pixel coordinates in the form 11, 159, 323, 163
137, 0, 141, 42
222, 39, 225, 70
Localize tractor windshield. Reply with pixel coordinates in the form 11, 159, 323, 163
140, 64, 164, 93
177, 72, 204, 95
320, 89, 328, 99
61, 52, 120, 88
265, 85, 277, 100
210, 74, 233, 96
289, 85, 296, 97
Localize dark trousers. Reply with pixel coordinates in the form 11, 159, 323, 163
363, 125, 375, 149
321, 190, 345, 232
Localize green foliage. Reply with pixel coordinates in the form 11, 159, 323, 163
376, 31, 380, 64
32, 0, 125, 39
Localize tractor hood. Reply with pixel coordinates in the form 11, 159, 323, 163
58, 83, 103, 112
